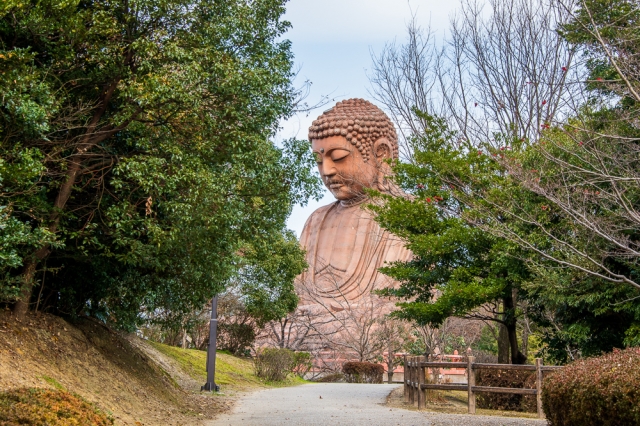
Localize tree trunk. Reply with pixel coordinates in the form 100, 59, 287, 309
503, 292, 526, 364
506, 320, 526, 364
11, 76, 124, 320
12, 157, 82, 318
387, 341, 393, 384
12, 246, 51, 319
497, 323, 510, 364
522, 314, 529, 359
12, 260, 38, 320
279, 318, 287, 348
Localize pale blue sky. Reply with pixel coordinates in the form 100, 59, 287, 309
280, 0, 460, 236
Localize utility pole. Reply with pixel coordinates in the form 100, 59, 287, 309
202, 295, 220, 392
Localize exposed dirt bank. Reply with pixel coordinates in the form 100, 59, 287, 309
0, 311, 226, 425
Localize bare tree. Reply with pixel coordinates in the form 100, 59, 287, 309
292, 261, 397, 365
473, 0, 640, 291
369, 17, 444, 159
413, 321, 452, 358
301, 285, 389, 363
414, 317, 484, 357
374, 316, 410, 383
442, 0, 579, 145
259, 305, 336, 351
370, 0, 581, 152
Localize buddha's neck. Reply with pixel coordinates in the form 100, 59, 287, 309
339, 194, 369, 208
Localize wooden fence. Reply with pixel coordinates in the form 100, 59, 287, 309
403, 355, 563, 419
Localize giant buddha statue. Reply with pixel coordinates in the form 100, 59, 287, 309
298, 99, 412, 308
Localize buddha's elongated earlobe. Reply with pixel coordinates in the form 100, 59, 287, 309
373, 138, 393, 192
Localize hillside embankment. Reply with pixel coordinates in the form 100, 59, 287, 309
0, 311, 268, 425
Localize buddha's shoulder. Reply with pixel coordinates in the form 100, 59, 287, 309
299, 202, 339, 240
302, 202, 337, 227
309, 202, 339, 217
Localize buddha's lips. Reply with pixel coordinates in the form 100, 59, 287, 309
325, 180, 346, 189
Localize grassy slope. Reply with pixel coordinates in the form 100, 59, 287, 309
0, 313, 305, 425
0, 313, 224, 425
147, 341, 306, 392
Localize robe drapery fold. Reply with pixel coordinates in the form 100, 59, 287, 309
298, 200, 412, 305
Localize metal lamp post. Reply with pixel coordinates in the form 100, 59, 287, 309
202, 295, 220, 392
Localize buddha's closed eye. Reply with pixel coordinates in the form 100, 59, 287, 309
330, 149, 350, 161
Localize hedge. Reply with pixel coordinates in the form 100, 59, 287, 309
543, 347, 640, 426
342, 361, 384, 383
476, 368, 536, 412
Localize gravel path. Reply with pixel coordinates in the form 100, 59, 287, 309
209, 383, 547, 426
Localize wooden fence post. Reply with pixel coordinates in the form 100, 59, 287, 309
414, 356, 419, 408
417, 356, 425, 409
411, 356, 420, 407
536, 358, 545, 419
408, 356, 413, 405
467, 355, 476, 414
411, 356, 418, 407
423, 355, 428, 408
409, 356, 414, 405
403, 355, 409, 403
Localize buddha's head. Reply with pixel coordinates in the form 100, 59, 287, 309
308, 99, 399, 201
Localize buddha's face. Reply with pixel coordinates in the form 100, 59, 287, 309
312, 136, 379, 200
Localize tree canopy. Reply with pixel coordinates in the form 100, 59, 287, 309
0, 0, 321, 328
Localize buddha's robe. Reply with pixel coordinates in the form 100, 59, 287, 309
298, 200, 412, 306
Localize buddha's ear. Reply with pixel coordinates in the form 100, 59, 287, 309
373, 138, 393, 165
373, 138, 394, 194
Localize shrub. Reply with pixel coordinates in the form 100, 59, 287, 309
218, 323, 256, 356
254, 348, 295, 381
291, 351, 313, 378
475, 368, 536, 412
342, 361, 384, 383
0, 388, 113, 425
543, 347, 640, 426
314, 372, 344, 383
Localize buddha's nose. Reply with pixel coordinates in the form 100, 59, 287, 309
320, 160, 337, 177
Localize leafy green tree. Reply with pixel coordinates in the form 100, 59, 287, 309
371, 113, 530, 364
237, 229, 304, 327
0, 148, 56, 300
372, 111, 639, 362
0, 0, 321, 326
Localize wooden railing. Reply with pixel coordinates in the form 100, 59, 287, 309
403, 355, 563, 419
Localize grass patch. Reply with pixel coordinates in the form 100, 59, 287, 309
0, 388, 113, 425
147, 342, 307, 391
40, 376, 65, 391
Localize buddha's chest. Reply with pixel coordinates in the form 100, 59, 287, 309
314, 206, 371, 273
